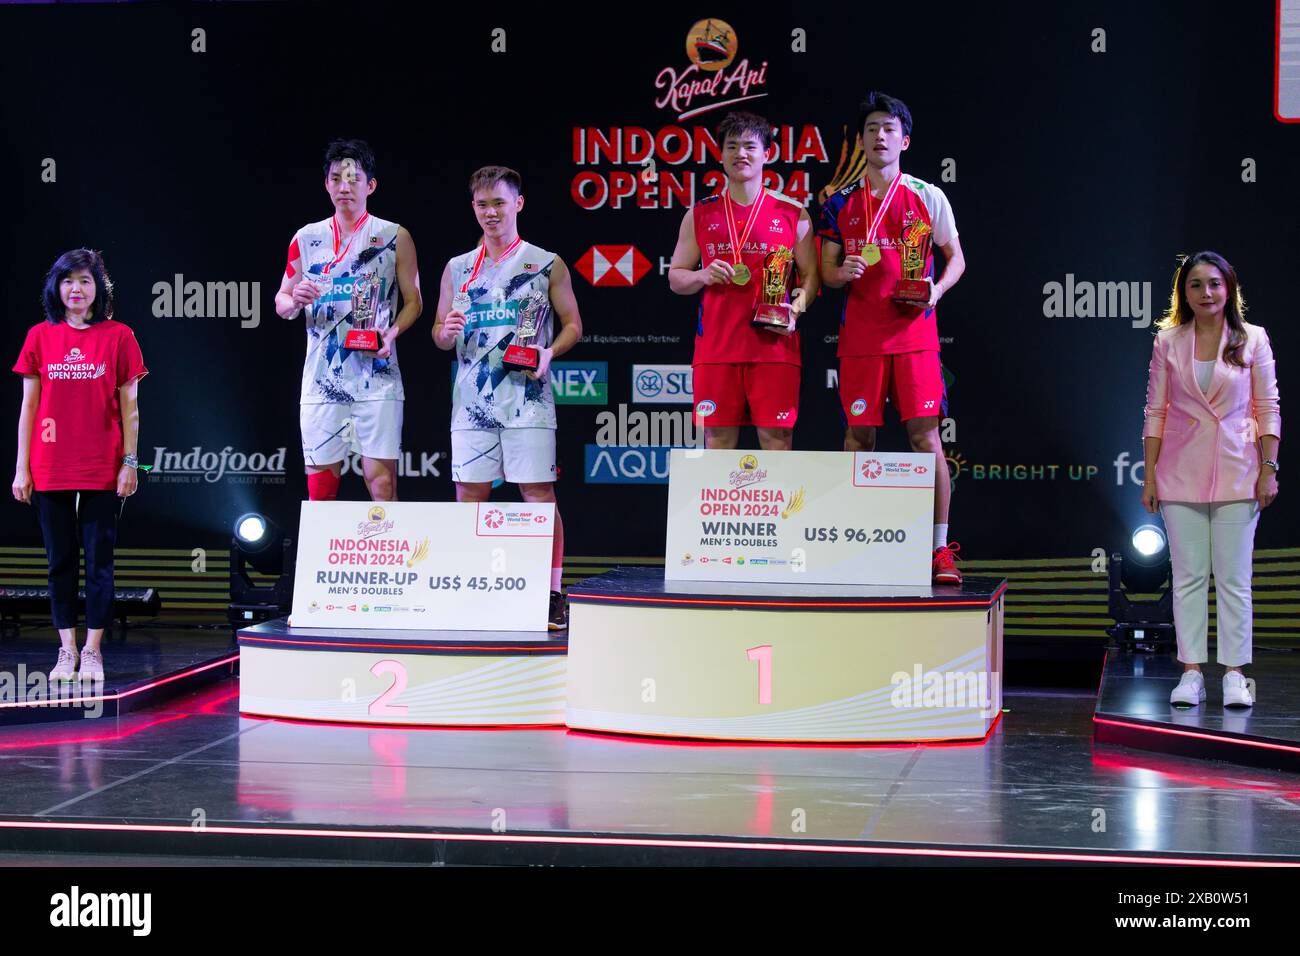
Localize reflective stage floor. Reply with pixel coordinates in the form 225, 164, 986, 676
0, 677, 1296, 866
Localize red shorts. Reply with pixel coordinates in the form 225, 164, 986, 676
839, 351, 944, 426
692, 362, 800, 429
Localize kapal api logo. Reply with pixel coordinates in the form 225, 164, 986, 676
357, 506, 395, 539
656, 18, 768, 119
729, 454, 768, 488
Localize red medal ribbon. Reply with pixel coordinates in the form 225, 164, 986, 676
863, 172, 904, 247
721, 188, 767, 270
460, 236, 524, 294
326, 212, 371, 276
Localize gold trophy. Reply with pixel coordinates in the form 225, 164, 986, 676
751, 246, 796, 335
343, 272, 382, 350
892, 219, 933, 304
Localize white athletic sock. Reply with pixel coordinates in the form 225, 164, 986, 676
933, 523, 948, 551
551, 568, 563, 592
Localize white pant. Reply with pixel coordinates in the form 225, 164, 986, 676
301, 400, 403, 466
451, 428, 556, 484
1160, 500, 1260, 666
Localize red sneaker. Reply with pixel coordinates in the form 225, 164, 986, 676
932, 542, 963, 584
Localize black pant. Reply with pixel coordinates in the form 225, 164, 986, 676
33, 490, 120, 629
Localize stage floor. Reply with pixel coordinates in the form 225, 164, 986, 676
0, 677, 1296, 865
0, 625, 239, 725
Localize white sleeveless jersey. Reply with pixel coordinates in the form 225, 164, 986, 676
291, 213, 403, 404
449, 241, 557, 430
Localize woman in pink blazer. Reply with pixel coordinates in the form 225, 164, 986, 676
1142, 251, 1280, 708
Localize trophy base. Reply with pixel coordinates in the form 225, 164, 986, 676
751, 303, 795, 336
891, 279, 932, 305
343, 329, 380, 351
503, 344, 540, 372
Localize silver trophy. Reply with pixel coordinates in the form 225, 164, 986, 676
344, 273, 382, 350
503, 289, 547, 372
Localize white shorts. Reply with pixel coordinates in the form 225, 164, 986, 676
452, 428, 556, 484
301, 400, 403, 466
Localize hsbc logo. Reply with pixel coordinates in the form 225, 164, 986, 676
576, 245, 651, 287
914, 465, 928, 475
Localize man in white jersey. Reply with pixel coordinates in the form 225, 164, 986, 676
433, 166, 583, 630
274, 139, 423, 502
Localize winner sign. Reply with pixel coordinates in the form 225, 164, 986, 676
665, 450, 934, 587
289, 501, 554, 631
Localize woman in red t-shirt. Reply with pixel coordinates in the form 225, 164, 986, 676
11, 249, 148, 683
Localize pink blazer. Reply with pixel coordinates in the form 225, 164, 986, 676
1143, 321, 1281, 502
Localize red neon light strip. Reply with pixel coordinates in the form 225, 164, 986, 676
0, 819, 1293, 867
570, 590, 1003, 610
1094, 717, 1300, 754
565, 711, 1001, 748
0, 655, 239, 710
242, 712, 563, 731
239, 637, 561, 653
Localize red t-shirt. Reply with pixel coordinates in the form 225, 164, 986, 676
12, 320, 148, 491
817, 174, 957, 356
692, 188, 804, 366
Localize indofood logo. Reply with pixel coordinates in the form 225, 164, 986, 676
149, 446, 286, 484
728, 454, 767, 488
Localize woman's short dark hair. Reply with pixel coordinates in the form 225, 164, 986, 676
323, 138, 377, 181
42, 248, 113, 325
857, 91, 914, 139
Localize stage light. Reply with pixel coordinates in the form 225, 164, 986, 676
236, 514, 268, 546
1131, 525, 1166, 559
0, 587, 162, 635
228, 512, 294, 627
1107, 521, 1174, 651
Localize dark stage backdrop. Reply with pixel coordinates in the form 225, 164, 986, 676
2, 1, 1295, 566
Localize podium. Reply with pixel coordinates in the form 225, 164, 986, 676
564, 450, 1006, 743
238, 501, 564, 727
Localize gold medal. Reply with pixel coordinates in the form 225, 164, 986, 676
861, 243, 881, 266
731, 263, 751, 285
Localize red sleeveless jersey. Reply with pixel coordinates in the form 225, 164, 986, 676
817, 174, 957, 356
692, 188, 804, 366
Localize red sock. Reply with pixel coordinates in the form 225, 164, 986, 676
306, 470, 340, 501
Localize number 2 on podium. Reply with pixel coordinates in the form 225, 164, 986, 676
747, 645, 772, 705
369, 659, 409, 716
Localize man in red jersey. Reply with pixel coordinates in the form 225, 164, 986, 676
819, 92, 967, 583
669, 111, 819, 451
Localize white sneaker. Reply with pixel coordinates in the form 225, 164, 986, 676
1223, 671, 1254, 708
50, 646, 79, 682
1170, 670, 1205, 707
